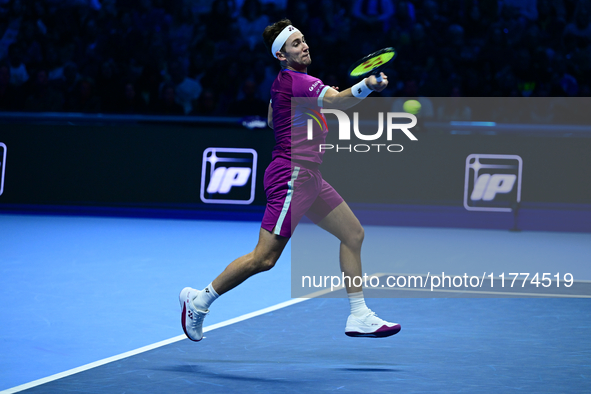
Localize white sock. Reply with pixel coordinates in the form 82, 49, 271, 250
192, 282, 219, 310
348, 291, 370, 317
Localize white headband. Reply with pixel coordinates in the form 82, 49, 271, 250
272, 25, 299, 59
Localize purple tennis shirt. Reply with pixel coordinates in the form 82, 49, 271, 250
270, 68, 331, 164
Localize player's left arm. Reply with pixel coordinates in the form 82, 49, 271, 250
267, 102, 273, 129
322, 73, 388, 110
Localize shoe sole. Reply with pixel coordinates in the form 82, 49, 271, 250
180, 288, 203, 342
181, 303, 201, 342
345, 324, 401, 338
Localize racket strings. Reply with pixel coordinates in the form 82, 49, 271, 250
349, 51, 395, 77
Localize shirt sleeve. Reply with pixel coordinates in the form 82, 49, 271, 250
293, 74, 330, 108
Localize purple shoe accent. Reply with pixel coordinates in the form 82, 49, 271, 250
181, 303, 189, 338
181, 302, 202, 342
181, 303, 191, 339
345, 324, 401, 338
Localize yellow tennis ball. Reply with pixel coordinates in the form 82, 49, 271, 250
403, 99, 421, 114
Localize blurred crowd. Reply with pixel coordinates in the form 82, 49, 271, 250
0, 0, 589, 121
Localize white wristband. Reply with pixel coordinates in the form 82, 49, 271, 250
351, 79, 372, 98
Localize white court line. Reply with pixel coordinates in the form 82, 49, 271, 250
368, 272, 591, 298
371, 272, 591, 284
370, 286, 591, 298
1, 298, 309, 394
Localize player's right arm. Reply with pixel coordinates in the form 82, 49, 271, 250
322, 73, 388, 110
267, 102, 273, 129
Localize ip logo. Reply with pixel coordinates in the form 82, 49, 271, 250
464, 154, 522, 212
0, 143, 5, 196
200, 147, 257, 204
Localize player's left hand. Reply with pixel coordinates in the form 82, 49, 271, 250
366, 72, 388, 92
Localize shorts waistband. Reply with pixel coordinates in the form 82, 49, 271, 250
291, 159, 320, 171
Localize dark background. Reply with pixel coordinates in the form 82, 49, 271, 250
1, 0, 591, 117
0, 0, 590, 231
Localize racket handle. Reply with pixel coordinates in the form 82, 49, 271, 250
375, 74, 383, 83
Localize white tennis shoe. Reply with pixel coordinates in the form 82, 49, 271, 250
345, 310, 401, 338
179, 287, 208, 342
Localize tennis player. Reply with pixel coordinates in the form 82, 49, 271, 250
181, 19, 401, 341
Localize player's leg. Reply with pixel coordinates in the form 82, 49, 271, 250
211, 227, 289, 295
314, 198, 401, 338
180, 157, 306, 342
315, 201, 364, 294
180, 227, 289, 342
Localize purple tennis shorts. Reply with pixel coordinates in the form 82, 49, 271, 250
261, 157, 344, 238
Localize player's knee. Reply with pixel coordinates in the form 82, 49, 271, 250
257, 255, 278, 272
344, 225, 364, 250
251, 249, 278, 272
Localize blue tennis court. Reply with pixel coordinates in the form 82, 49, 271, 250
9, 297, 591, 393
1, 1, 590, 392
2, 213, 590, 393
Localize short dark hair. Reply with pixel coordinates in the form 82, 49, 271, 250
262, 19, 292, 54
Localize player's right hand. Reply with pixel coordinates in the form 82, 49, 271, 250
366, 73, 388, 92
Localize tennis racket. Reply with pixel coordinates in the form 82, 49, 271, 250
348, 47, 397, 83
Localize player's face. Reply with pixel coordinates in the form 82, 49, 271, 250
282, 32, 311, 70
